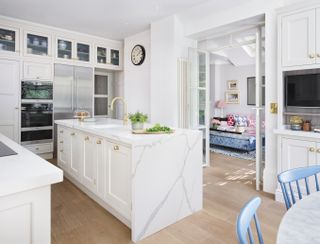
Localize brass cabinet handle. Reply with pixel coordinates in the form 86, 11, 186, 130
70, 132, 75, 136
96, 140, 102, 144
85, 136, 89, 141
309, 54, 315, 59
309, 147, 316, 152
113, 145, 119, 151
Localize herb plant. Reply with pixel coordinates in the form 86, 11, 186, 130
129, 112, 148, 124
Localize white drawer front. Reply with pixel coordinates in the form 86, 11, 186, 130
24, 143, 52, 154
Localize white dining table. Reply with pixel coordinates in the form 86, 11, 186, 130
277, 191, 320, 244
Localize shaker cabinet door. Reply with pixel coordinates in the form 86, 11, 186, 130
23, 61, 53, 81
69, 131, 83, 180
282, 9, 316, 67
105, 142, 131, 219
82, 135, 97, 192
281, 138, 317, 172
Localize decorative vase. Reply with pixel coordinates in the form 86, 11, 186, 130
132, 122, 144, 131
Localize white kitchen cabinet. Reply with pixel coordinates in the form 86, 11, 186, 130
69, 130, 83, 180
23, 61, 52, 81
82, 135, 97, 192
281, 138, 317, 172
0, 25, 20, 56
282, 9, 316, 67
55, 37, 74, 63
57, 127, 71, 171
0, 59, 19, 142
56, 125, 131, 219
24, 30, 52, 58
105, 142, 131, 219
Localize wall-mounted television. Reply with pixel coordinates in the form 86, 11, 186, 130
285, 74, 320, 108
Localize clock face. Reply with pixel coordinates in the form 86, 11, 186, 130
131, 45, 145, 65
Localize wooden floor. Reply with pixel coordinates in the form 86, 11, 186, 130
51, 153, 286, 244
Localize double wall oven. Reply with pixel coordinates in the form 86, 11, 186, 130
21, 81, 53, 145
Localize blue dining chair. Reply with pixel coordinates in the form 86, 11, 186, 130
236, 197, 264, 244
278, 165, 320, 210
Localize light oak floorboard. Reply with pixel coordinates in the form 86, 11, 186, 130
51, 153, 285, 244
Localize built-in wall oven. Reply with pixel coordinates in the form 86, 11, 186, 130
21, 81, 53, 145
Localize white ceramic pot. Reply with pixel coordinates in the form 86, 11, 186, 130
132, 122, 144, 131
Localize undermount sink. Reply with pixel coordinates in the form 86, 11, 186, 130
88, 124, 123, 129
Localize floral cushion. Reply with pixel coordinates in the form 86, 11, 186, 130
233, 115, 248, 127
227, 115, 235, 126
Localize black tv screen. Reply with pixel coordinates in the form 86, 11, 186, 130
286, 74, 320, 107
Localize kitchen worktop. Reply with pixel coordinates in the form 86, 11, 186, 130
55, 118, 200, 146
0, 133, 63, 197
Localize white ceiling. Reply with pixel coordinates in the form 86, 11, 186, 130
0, 0, 211, 40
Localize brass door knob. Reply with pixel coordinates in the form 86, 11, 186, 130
113, 145, 119, 151
309, 147, 315, 152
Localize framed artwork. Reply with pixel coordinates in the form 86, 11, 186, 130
247, 76, 265, 105
225, 91, 240, 104
227, 80, 238, 90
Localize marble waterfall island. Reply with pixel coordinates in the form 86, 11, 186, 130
55, 119, 203, 242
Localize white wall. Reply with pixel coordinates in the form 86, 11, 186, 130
124, 30, 151, 116
150, 15, 196, 126
211, 63, 264, 117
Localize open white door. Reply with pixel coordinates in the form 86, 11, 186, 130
187, 48, 210, 166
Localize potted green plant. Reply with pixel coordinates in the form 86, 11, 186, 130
129, 111, 148, 130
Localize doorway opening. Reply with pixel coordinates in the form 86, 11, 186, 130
185, 14, 266, 191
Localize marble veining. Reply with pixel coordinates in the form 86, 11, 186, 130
132, 131, 202, 242
277, 192, 320, 244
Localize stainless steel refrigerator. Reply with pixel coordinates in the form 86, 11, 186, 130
53, 64, 93, 155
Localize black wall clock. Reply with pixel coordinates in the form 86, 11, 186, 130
131, 45, 146, 65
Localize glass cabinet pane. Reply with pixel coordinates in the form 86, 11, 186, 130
0, 28, 16, 52
198, 52, 206, 88
97, 47, 107, 64
94, 75, 108, 95
94, 97, 108, 116
77, 43, 90, 61
198, 89, 206, 126
110, 49, 119, 65
27, 33, 48, 56
57, 39, 72, 59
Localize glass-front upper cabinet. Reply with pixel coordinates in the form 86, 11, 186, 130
96, 46, 107, 64
57, 38, 72, 60
25, 31, 51, 57
77, 42, 90, 62
110, 49, 119, 66
0, 26, 19, 54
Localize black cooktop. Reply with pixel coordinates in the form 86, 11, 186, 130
0, 141, 17, 157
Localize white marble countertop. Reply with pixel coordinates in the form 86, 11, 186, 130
274, 128, 320, 140
0, 134, 63, 197
55, 118, 200, 146
277, 192, 320, 244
